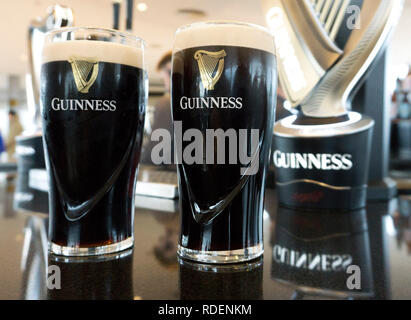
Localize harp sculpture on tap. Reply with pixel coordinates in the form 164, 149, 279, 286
263, 0, 403, 210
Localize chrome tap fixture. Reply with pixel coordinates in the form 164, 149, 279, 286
266, 0, 403, 118
265, 0, 403, 210
27, 5, 73, 132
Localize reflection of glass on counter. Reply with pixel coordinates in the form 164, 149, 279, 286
47, 250, 134, 300
20, 215, 134, 300
179, 258, 263, 300
271, 207, 374, 299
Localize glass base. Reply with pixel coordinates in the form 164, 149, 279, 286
177, 243, 263, 264
49, 237, 134, 257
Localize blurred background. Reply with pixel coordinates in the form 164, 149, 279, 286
0, 0, 410, 142
0, 0, 273, 141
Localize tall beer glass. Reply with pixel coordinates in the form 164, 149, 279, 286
41, 28, 147, 256
172, 21, 277, 264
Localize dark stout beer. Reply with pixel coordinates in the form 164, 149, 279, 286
41, 29, 146, 256
172, 22, 277, 263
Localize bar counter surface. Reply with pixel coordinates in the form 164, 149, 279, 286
0, 176, 411, 300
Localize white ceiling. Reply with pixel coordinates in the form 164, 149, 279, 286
0, 0, 410, 83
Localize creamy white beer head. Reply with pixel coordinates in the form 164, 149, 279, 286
42, 40, 145, 70
174, 21, 276, 55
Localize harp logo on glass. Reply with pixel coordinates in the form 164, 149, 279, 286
178, 50, 243, 110
49, 57, 117, 112
195, 49, 226, 90
68, 56, 99, 93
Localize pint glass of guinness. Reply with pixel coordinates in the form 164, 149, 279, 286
41, 28, 147, 256
172, 21, 277, 263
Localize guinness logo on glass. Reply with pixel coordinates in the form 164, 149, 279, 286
194, 50, 226, 90
68, 57, 99, 93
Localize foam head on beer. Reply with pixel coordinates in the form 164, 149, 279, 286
173, 21, 276, 54
42, 39, 144, 69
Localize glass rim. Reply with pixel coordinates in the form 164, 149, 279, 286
175, 20, 272, 37
45, 26, 146, 47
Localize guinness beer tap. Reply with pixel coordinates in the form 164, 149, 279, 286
265, 0, 403, 210
15, 6, 73, 214
27, 5, 74, 132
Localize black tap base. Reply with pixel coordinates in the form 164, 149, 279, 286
272, 112, 374, 211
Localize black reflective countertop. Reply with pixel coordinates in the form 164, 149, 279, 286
1, 176, 411, 300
